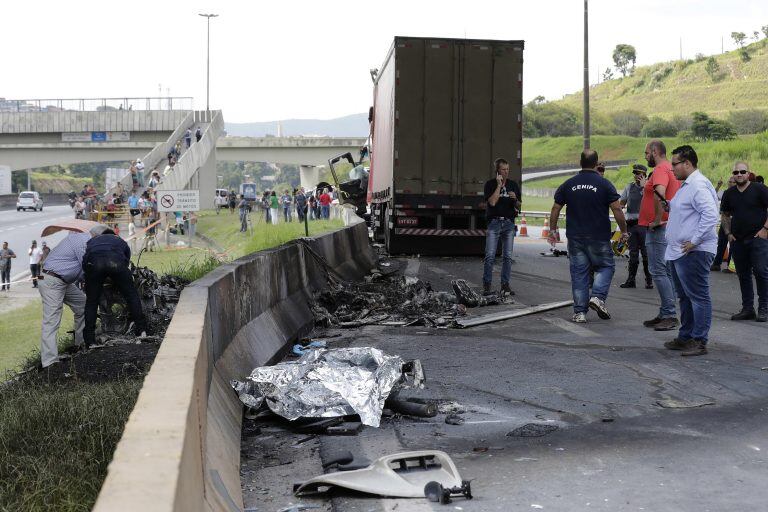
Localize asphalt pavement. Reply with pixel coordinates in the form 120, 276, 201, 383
0, 205, 73, 284
241, 236, 768, 512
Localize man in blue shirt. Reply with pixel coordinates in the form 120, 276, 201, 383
664, 146, 719, 356
38, 231, 91, 367
549, 150, 629, 323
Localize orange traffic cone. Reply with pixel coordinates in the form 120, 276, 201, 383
723, 246, 729, 262
540, 217, 550, 239
518, 216, 529, 237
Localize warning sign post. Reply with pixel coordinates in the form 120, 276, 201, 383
157, 190, 200, 213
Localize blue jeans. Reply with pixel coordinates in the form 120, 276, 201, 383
567, 238, 615, 314
730, 237, 768, 311
483, 218, 515, 286
670, 251, 715, 343
645, 226, 677, 318
321, 205, 330, 219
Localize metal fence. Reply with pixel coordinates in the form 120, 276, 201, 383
0, 97, 194, 113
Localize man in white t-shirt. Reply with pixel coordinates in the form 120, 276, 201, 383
29, 240, 43, 288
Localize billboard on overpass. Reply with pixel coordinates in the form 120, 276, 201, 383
0, 166, 11, 195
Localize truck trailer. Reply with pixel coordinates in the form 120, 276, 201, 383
366, 36, 524, 255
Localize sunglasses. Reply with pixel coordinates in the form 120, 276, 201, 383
733, 170, 748, 175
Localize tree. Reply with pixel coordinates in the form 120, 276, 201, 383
754, 31, 760, 41
705, 56, 720, 81
610, 110, 647, 137
691, 112, 737, 141
740, 48, 752, 62
731, 31, 747, 47
612, 44, 637, 77
762, 25, 768, 39
601, 67, 614, 81
727, 109, 768, 134
641, 117, 678, 138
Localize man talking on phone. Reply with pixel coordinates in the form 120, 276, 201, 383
482, 158, 521, 296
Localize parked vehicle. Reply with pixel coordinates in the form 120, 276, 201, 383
332, 36, 524, 255
17, 191, 44, 211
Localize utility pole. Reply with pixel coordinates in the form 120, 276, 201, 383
679, 37, 682, 60
583, 0, 590, 150
199, 13, 219, 113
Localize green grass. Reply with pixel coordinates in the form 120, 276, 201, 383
523, 132, 768, 190
0, 378, 143, 512
522, 134, 685, 168
196, 209, 345, 260
554, 39, 768, 119
0, 302, 74, 376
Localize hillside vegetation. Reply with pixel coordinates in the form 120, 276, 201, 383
525, 132, 768, 189
556, 40, 768, 120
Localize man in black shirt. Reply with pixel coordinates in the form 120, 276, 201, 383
483, 158, 522, 295
549, 150, 629, 323
82, 226, 149, 347
720, 161, 768, 322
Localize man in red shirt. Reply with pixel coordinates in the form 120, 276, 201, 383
319, 188, 332, 219
639, 140, 682, 332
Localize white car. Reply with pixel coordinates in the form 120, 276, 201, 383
16, 191, 43, 211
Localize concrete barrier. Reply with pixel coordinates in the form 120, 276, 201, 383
93, 221, 375, 512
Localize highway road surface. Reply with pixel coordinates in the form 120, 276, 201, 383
0, 205, 73, 283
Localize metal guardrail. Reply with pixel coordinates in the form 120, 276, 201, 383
0, 97, 194, 112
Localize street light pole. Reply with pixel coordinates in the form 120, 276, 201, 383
583, 0, 590, 150
199, 13, 219, 113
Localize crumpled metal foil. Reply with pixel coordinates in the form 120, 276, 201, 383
231, 347, 425, 427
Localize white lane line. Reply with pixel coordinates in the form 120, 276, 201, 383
404, 259, 421, 276
430, 266, 448, 274
543, 316, 600, 337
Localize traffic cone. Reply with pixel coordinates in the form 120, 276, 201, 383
723, 246, 729, 262
518, 216, 529, 237
540, 218, 550, 239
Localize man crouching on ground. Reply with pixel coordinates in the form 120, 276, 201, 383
549, 149, 629, 323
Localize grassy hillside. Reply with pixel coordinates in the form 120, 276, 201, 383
555, 40, 768, 119
524, 132, 768, 190
522, 135, 687, 168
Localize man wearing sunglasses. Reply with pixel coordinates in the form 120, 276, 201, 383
664, 146, 719, 356
720, 161, 768, 322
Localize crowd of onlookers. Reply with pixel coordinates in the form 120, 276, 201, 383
217, 186, 340, 232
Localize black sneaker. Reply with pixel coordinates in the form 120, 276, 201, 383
757, 310, 768, 322
483, 282, 493, 295
645, 281, 654, 289
500, 283, 515, 296
619, 281, 636, 288
710, 264, 721, 272
731, 309, 756, 321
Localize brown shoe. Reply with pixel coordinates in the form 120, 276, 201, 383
663, 337, 695, 351
681, 341, 708, 357
643, 316, 663, 327
653, 317, 679, 331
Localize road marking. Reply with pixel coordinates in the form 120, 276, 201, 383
543, 316, 600, 337
430, 266, 448, 274
404, 259, 421, 276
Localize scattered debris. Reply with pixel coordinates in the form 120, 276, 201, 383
294, 451, 469, 499
277, 505, 321, 512
540, 248, 568, 257
424, 480, 473, 505
445, 414, 465, 426
232, 347, 425, 427
292, 340, 327, 356
310, 275, 504, 329
386, 396, 438, 418
506, 424, 559, 437
453, 300, 573, 328
655, 398, 715, 409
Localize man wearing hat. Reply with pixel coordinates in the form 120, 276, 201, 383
619, 164, 653, 289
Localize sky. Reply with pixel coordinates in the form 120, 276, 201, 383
2, 0, 767, 123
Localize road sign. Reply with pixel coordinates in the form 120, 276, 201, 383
157, 190, 200, 212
